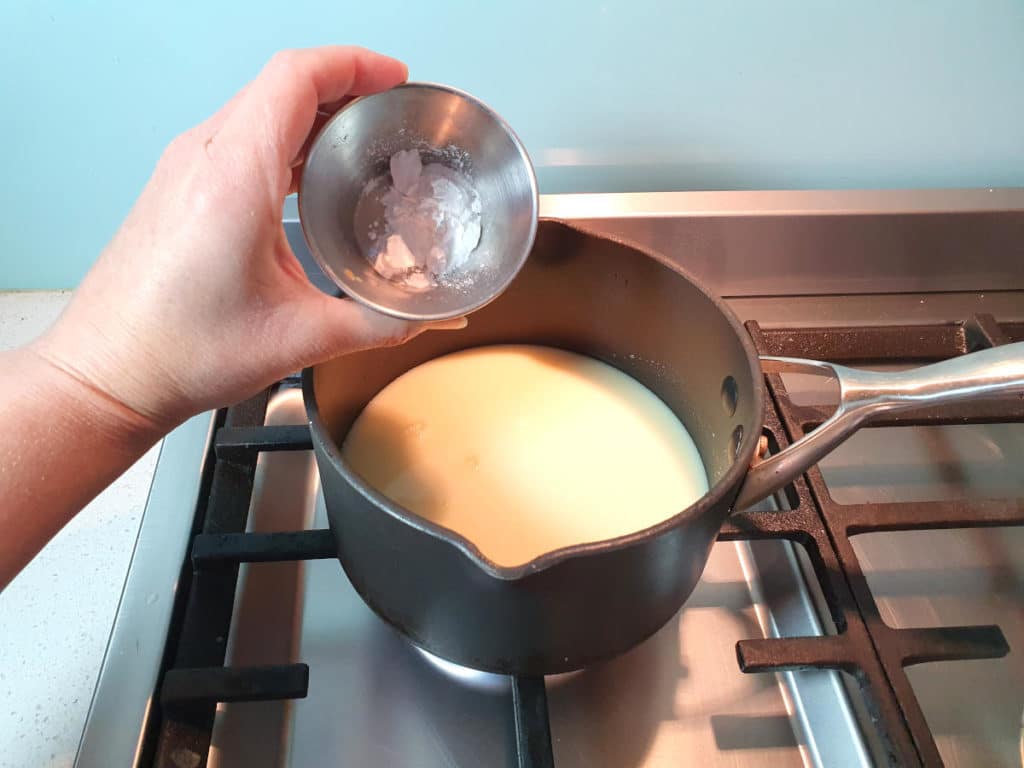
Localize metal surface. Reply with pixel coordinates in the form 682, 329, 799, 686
537, 189, 1024, 298
299, 82, 539, 321
77, 190, 1024, 767
74, 411, 217, 768
735, 340, 1024, 509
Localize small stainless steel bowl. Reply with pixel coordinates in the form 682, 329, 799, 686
298, 82, 538, 322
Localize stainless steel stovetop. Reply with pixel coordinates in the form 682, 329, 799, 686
76, 190, 1024, 767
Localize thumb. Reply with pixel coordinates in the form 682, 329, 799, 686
293, 293, 467, 367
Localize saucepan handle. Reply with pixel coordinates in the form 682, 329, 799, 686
733, 341, 1024, 510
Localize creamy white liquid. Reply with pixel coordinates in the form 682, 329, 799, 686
342, 345, 709, 567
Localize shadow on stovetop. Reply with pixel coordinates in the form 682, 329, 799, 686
545, 611, 686, 767
709, 714, 801, 751
546, 543, 798, 768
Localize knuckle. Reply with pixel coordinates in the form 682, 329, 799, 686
267, 48, 301, 76
160, 131, 192, 161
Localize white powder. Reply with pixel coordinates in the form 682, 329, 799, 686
363, 149, 482, 289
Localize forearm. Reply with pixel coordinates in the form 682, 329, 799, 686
0, 344, 163, 589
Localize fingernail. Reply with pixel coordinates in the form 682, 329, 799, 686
427, 317, 468, 331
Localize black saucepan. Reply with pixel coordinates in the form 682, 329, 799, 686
303, 220, 1024, 675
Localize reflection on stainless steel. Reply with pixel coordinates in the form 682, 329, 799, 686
209, 390, 319, 768
736, 343, 1024, 509
815, 425, 1024, 768
75, 412, 216, 768
415, 647, 511, 694
822, 424, 1024, 504
852, 526, 1024, 767
726, 293, 1024, 331
537, 188, 1024, 218
537, 189, 1024, 298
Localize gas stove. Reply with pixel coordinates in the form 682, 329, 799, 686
75, 190, 1024, 767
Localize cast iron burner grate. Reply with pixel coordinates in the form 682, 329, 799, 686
143, 316, 1022, 768
721, 314, 1023, 767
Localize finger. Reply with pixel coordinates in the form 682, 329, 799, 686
317, 94, 358, 116
294, 294, 466, 367
222, 46, 408, 167
291, 95, 359, 167
424, 317, 469, 332
199, 81, 252, 135
287, 95, 360, 193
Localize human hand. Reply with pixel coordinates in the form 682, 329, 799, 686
33, 46, 462, 439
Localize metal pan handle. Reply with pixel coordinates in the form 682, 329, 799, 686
733, 341, 1024, 510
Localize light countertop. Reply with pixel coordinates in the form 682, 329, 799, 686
0, 292, 161, 768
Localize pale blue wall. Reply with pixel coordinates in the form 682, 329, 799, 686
2, 1, 1023, 289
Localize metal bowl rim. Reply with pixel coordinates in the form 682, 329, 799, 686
297, 81, 540, 322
